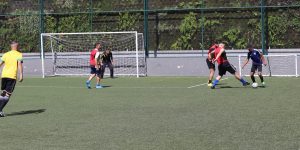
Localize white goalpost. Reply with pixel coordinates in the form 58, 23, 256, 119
238, 54, 299, 77
40, 31, 146, 78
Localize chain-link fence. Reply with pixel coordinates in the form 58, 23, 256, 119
0, 0, 299, 54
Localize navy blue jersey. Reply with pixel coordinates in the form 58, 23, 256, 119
247, 49, 262, 65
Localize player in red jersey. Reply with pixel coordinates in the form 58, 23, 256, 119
211, 43, 249, 89
86, 43, 103, 89
206, 44, 218, 86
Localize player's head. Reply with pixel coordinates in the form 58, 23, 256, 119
219, 43, 225, 48
247, 44, 254, 51
105, 48, 111, 53
10, 41, 19, 50
94, 43, 101, 49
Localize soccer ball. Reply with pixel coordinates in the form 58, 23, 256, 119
252, 82, 258, 88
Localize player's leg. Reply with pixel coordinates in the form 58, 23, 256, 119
208, 68, 215, 86
0, 78, 16, 117
101, 64, 106, 78
108, 62, 114, 78
250, 64, 257, 83
211, 64, 224, 89
257, 65, 265, 86
86, 66, 96, 89
206, 58, 215, 86
0, 91, 10, 117
226, 63, 249, 86
96, 68, 103, 89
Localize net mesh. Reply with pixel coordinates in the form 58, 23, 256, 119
41, 32, 146, 77
239, 55, 297, 76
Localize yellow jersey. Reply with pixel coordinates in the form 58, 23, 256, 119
1, 50, 23, 79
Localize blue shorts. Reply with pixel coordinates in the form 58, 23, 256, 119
90, 66, 102, 76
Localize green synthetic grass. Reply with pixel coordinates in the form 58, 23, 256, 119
0, 77, 300, 150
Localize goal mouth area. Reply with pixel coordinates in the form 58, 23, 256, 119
40, 31, 146, 78
239, 54, 299, 77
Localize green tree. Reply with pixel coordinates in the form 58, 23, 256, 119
171, 12, 198, 50
117, 12, 139, 31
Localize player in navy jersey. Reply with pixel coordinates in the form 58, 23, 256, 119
242, 44, 267, 86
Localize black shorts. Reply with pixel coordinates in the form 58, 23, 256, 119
90, 66, 102, 76
251, 64, 263, 73
218, 62, 236, 76
1, 78, 17, 94
206, 58, 215, 70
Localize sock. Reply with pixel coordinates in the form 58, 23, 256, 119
259, 75, 264, 82
240, 78, 247, 84
250, 75, 256, 83
0, 96, 9, 111
86, 80, 91, 83
208, 80, 212, 84
212, 80, 219, 87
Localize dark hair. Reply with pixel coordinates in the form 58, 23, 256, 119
247, 44, 253, 49
11, 41, 18, 45
94, 42, 101, 48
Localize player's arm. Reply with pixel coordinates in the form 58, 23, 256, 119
95, 52, 101, 70
0, 61, 4, 68
18, 60, 23, 82
242, 59, 249, 69
110, 52, 114, 64
213, 48, 224, 63
242, 52, 251, 69
0, 54, 5, 68
260, 53, 267, 66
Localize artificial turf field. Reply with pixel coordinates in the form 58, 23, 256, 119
0, 76, 300, 150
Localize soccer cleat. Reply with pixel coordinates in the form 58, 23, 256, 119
86, 80, 91, 89
96, 84, 103, 89
207, 83, 213, 87
211, 85, 215, 89
0, 111, 5, 117
243, 82, 250, 86
262, 82, 266, 87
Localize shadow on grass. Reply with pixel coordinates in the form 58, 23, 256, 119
102, 85, 111, 88
6, 109, 46, 117
218, 86, 252, 89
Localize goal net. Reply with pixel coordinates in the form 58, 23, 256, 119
239, 54, 298, 77
40, 31, 146, 78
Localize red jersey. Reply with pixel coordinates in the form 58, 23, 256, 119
208, 44, 218, 54
89, 48, 98, 66
214, 47, 228, 65
208, 44, 218, 59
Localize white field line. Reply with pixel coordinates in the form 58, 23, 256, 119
187, 78, 229, 89
16, 85, 185, 89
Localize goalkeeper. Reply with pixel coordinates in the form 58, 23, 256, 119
100, 48, 114, 78
86, 43, 103, 89
242, 44, 267, 87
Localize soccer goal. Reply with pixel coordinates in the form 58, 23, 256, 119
239, 54, 298, 77
40, 31, 146, 78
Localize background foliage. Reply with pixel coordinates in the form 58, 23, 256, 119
0, 0, 299, 52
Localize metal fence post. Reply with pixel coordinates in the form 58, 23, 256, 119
144, 0, 149, 57
89, 0, 93, 32
39, 0, 45, 58
260, 0, 267, 55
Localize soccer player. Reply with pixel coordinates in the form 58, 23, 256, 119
242, 44, 267, 86
0, 41, 23, 117
100, 48, 114, 78
86, 43, 103, 89
206, 44, 218, 86
211, 43, 249, 89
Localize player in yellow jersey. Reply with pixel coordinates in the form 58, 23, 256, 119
0, 41, 23, 117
